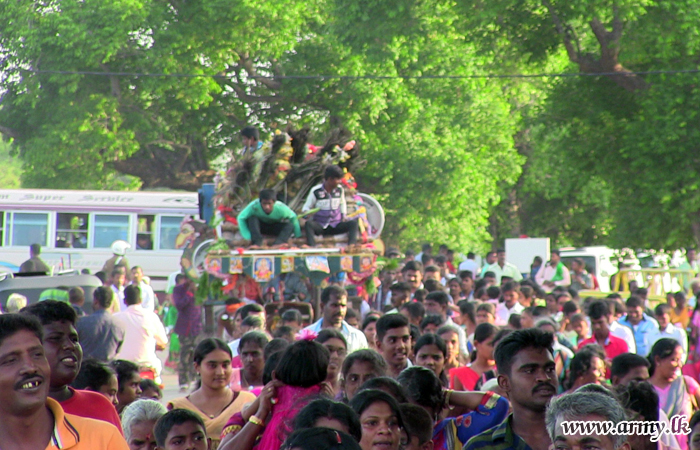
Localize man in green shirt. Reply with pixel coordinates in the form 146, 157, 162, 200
237, 189, 301, 247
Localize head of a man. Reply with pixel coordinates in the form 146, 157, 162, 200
588, 301, 611, 339
375, 314, 410, 369
124, 285, 142, 307
502, 282, 519, 308
610, 353, 650, 386
323, 165, 344, 192
21, 301, 82, 391
281, 309, 303, 332
458, 271, 473, 295
112, 267, 127, 288
155, 409, 211, 450
321, 286, 348, 329
550, 250, 561, 266
30, 243, 42, 258
485, 251, 497, 265
131, 266, 144, 284
241, 126, 259, 148
495, 328, 557, 413
424, 291, 449, 319
258, 189, 277, 215
423, 266, 441, 283
546, 385, 630, 450
402, 261, 423, 291
654, 303, 671, 330
92, 286, 115, 311
0, 314, 49, 418
389, 282, 411, 309
497, 249, 506, 266
122, 399, 168, 450
625, 296, 645, 326
400, 301, 425, 328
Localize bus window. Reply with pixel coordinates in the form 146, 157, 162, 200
0, 213, 4, 246
159, 216, 182, 250
56, 213, 89, 248
137, 215, 154, 250
93, 214, 129, 248
9, 212, 49, 247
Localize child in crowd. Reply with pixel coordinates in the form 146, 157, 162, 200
155, 409, 211, 450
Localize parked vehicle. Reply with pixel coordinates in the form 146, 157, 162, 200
559, 246, 618, 293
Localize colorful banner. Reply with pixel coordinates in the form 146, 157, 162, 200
229, 257, 244, 274
253, 256, 274, 282
281, 256, 295, 273
306, 256, 330, 273
340, 255, 354, 273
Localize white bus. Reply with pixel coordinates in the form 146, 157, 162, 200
0, 189, 199, 291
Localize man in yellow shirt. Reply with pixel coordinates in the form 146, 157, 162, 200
0, 314, 128, 450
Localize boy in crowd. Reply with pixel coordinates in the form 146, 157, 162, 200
155, 409, 211, 450
375, 314, 412, 378
21, 300, 122, 431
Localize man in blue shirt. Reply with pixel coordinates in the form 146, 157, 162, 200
617, 295, 659, 356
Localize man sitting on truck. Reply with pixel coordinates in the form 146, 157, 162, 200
302, 165, 360, 247
237, 189, 301, 247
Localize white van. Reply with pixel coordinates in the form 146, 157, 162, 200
559, 246, 618, 293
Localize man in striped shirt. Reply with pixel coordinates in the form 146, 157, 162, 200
302, 165, 359, 247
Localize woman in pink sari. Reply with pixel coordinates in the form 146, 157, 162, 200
219, 338, 331, 450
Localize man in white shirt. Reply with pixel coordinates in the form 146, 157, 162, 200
650, 304, 688, 363
113, 285, 168, 380
495, 282, 525, 325
304, 285, 368, 353
131, 266, 156, 312
606, 297, 637, 353
485, 249, 523, 284
458, 252, 479, 275
535, 250, 571, 290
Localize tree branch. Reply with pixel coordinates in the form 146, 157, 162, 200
0, 125, 19, 139
237, 53, 282, 90
543, 0, 647, 92
226, 80, 282, 104
542, 0, 579, 63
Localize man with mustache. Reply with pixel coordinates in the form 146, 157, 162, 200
303, 285, 368, 353
21, 300, 122, 432
0, 313, 128, 449
464, 328, 558, 450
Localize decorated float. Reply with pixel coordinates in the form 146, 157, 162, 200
174, 128, 386, 329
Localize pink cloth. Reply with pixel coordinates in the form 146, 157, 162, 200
257, 384, 322, 450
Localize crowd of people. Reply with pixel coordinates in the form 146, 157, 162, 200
3, 242, 700, 450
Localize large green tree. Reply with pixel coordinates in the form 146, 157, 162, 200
480, 0, 700, 248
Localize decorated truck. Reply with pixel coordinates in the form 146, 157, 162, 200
174, 128, 386, 316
